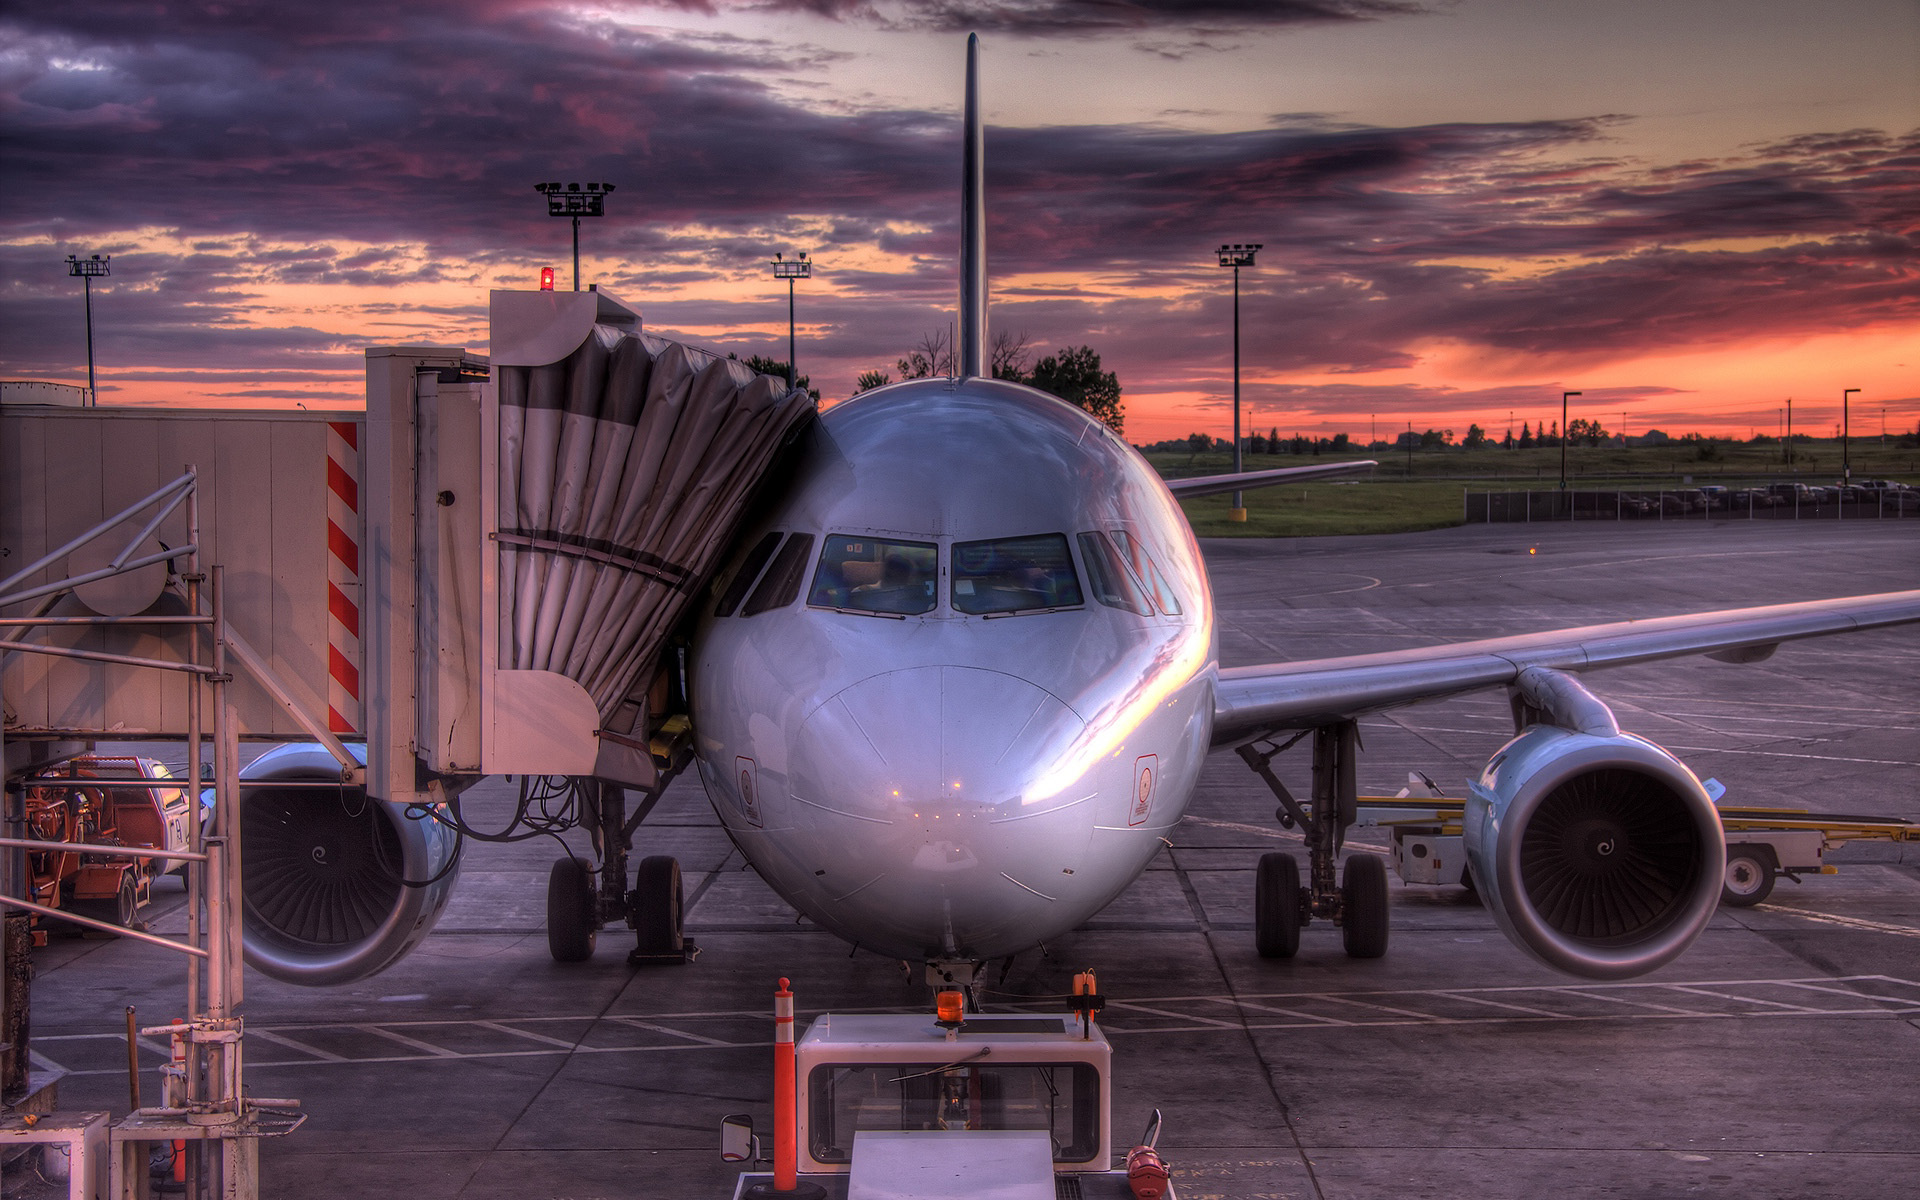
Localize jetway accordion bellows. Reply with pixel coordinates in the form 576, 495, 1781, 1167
497, 327, 815, 719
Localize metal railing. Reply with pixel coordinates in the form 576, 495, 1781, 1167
1466, 488, 1920, 523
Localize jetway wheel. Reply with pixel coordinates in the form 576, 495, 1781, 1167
632, 856, 685, 956
1721, 845, 1776, 908
1341, 854, 1390, 959
1254, 852, 1302, 959
547, 856, 598, 963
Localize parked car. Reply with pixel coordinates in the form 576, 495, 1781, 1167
1730, 488, 1777, 509
1696, 485, 1730, 509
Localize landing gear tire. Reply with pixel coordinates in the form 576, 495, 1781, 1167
1721, 845, 1775, 908
1341, 853, 1390, 959
73, 872, 138, 929
1254, 852, 1301, 959
547, 856, 598, 963
631, 855, 685, 957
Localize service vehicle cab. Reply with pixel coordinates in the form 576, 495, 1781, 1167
724, 979, 1172, 1199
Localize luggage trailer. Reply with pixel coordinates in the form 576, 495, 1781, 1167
1358, 791, 1916, 908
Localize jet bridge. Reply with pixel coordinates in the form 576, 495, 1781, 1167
4, 286, 816, 989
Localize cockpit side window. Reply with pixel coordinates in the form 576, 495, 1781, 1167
714, 530, 785, 617
951, 534, 1084, 615
809, 535, 938, 616
743, 533, 816, 616
1108, 530, 1183, 616
1076, 532, 1153, 616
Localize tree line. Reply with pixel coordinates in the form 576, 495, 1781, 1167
853, 330, 1125, 434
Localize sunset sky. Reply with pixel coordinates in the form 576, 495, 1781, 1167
3, 1, 1915, 445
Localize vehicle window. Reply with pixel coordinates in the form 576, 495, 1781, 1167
1108, 530, 1182, 615
949, 534, 1083, 615
807, 1062, 1101, 1164
1075, 532, 1153, 616
714, 530, 785, 617
742, 534, 815, 616
808, 535, 938, 615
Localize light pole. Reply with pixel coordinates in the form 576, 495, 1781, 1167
1842, 388, 1859, 484
1559, 390, 1581, 493
1786, 396, 1794, 468
1215, 243, 1261, 521
534, 181, 614, 291
771, 253, 811, 390
67, 254, 110, 405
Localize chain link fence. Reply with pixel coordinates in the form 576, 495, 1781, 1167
1466, 487, 1920, 523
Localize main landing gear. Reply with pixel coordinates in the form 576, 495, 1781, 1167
545, 778, 696, 968
1238, 720, 1390, 961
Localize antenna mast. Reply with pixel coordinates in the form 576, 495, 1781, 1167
959, 33, 986, 379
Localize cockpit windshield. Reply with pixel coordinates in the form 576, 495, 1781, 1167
808, 536, 938, 615
951, 534, 1083, 615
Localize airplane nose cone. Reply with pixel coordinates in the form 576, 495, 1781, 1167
788, 665, 1092, 959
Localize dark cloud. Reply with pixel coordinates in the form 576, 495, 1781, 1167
2, 2, 1912, 425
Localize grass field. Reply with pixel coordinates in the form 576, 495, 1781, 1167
1151, 437, 1920, 537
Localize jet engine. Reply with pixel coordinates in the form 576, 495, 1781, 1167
1464, 724, 1724, 980
235, 743, 459, 985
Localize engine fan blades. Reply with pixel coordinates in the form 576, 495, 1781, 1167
1518, 768, 1702, 943
242, 789, 405, 947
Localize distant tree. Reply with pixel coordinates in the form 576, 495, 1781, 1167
736, 354, 820, 402
1291, 434, 1310, 455
1464, 423, 1488, 449
1518, 422, 1534, 449
1249, 432, 1269, 455
991, 329, 1034, 382
897, 329, 955, 379
854, 369, 892, 394
1502, 427, 1514, 449
1029, 345, 1123, 433
1419, 428, 1453, 449
1330, 432, 1351, 451
1268, 426, 1280, 451
1566, 417, 1609, 446
1185, 431, 1212, 461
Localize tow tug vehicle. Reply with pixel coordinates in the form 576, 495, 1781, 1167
722, 976, 1173, 1199
21, 753, 193, 934
1359, 774, 1916, 908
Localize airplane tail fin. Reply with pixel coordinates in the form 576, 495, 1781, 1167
959, 32, 986, 379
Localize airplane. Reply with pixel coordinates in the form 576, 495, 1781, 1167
231, 35, 1920, 992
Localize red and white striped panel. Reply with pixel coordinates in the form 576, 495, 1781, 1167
326, 421, 362, 734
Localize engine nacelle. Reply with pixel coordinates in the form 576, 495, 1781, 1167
1465, 726, 1724, 980
236, 743, 459, 985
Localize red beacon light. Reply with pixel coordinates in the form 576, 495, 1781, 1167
539, 266, 555, 291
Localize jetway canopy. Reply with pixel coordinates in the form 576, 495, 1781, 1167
369, 289, 815, 803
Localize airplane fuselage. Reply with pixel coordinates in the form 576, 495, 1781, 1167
691, 377, 1218, 962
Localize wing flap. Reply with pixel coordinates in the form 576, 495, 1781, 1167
1213, 589, 1920, 744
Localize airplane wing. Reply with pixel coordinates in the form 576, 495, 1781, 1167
1165, 458, 1376, 499
1212, 589, 1920, 745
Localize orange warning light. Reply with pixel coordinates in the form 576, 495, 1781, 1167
935, 990, 965, 1024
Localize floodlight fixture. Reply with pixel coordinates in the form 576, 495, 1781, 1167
534, 180, 615, 291
1214, 243, 1263, 519
66, 254, 111, 405
770, 253, 812, 391
1217, 243, 1260, 268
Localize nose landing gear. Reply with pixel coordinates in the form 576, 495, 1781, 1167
542, 778, 697, 967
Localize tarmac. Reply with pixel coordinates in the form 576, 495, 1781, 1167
10, 519, 1919, 1199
